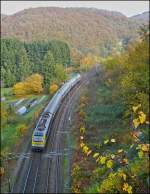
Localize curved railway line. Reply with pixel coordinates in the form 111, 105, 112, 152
11, 67, 97, 193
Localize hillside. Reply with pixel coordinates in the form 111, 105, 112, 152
130, 11, 149, 22
1, 7, 146, 53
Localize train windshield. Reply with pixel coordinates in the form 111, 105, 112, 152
34, 131, 43, 136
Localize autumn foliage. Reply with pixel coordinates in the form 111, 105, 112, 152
49, 84, 59, 95
13, 74, 43, 96
17, 124, 28, 136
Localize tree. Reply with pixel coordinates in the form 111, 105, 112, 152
49, 84, 59, 95
71, 48, 82, 71
1, 103, 8, 127
54, 64, 68, 84
43, 51, 56, 88
13, 74, 43, 96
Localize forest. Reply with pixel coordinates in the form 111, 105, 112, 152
1, 38, 70, 88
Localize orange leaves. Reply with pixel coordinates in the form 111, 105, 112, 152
120, 158, 128, 165
49, 84, 59, 95
13, 74, 43, 96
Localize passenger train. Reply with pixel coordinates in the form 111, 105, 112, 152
32, 74, 81, 151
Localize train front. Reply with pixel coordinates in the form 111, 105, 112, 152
32, 131, 46, 151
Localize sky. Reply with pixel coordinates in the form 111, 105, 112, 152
1, 1, 149, 17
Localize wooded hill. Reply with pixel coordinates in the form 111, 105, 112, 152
1, 7, 148, 55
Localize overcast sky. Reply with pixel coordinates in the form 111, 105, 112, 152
1, 1, 149, 17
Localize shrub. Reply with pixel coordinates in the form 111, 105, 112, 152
17, 124, 28, 136
49, 84, 59, 95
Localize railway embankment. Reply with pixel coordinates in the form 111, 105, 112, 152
71, 66, 149, 193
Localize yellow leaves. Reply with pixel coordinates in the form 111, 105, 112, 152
106, 160, 113, 168
141, 144, 149, 152
138, 111, 146, 124
82, 145, 89, 154
133, 118, 140, 129
132, 104, 141, 113
93, 153, 100, 158
80, 142, 85, 148
94, 156, 107, 164
13, 74, 43, 96
13, 82, 26, 96
104, 139, 109, 144
104, 138, 116, 144
138, 150, 144, 158
0, 167, 5, 177
132, 105, 147, 128
118, 171, 127, 181
100, 156, 107, 165
49, 84, 58, 95
136, 144, 149, 158
122, 183, 132, 194
80, 126, 86, 134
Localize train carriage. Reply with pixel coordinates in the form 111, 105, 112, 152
32, 74, 81, 151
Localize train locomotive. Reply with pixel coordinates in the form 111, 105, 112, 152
32, 74, 81, 151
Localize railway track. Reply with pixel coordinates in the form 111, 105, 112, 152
11, 67, 97, 193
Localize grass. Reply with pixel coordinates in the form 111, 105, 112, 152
1, 88, 12, 96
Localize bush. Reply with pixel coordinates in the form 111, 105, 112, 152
49, 84, 59, 95
17, 124, 28, 136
